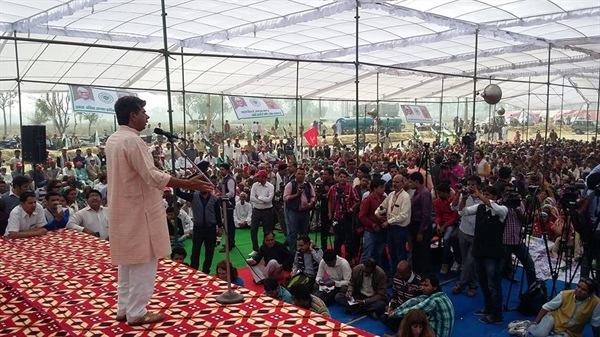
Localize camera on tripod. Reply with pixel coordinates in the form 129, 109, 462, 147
504, 192, 522, 208
461, 132, 476, 149
561, 184, 584, 216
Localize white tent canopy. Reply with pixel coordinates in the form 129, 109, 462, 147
0, 0, 598, 109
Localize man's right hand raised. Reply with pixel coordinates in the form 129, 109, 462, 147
187, 175, 214, 193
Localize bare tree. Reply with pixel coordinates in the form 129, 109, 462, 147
81, 112, 100, 136
35, 92, 70, 135
0, 92, 16, 136
175, 94, 227, 127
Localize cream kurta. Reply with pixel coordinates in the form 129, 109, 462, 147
106, 126, 171, 265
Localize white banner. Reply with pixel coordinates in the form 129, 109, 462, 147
69, 85, 137, 114
400, 105, 434, 124
228, 96, 284, 120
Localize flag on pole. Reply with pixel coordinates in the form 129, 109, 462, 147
275, 118, 280, 130
202, 137, 212, 150
94, 130, 100, 147
413, 127, 421, 140
303, 126, 318, 147
61, 134, 67, 148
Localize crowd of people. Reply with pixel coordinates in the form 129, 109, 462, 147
2, 99, 600, 336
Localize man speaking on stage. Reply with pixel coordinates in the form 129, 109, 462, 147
106, 96, 213, 326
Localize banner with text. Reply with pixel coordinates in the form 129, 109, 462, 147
228, 96, 284, 120
69, 85, 137, 114
400, 105, 434, 124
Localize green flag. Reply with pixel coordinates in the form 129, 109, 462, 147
61, 134, 67, 148
413, 127, 421, 140
275, 118, 279, 130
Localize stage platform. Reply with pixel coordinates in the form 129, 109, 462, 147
0, 230, 373, 336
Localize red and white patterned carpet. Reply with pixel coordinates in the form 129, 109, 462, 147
0, 230, 372, 336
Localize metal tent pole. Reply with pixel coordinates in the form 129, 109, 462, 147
586, 102, 590, 142
295, 61, 299, 145
439, 77, 445, 142
13, 31, 23, 133
354, 1, 360, 158
221, 96, 225, 159
180, 47, 187, 149
471, 30, 479, 132
526, 77, 531, 141
596, 74, 600, 146
300, 97, 303, 160
559, 76, 565, 139
376, 72, 380, 148
542, 44, 552, 172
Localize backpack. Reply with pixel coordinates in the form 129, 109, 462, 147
517, 280, 549, 316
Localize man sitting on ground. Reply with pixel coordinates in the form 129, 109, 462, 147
289, 284, 331, 317
4, 191, 47, 239
390, 273, 454, 337
381, 260, 423, 331
262, 276, 293, 304
314, 249, 352, 305
335, 257, 387, 319
290, 235, 323, 290
233, 192, 252, 228
511, 277, 600, 337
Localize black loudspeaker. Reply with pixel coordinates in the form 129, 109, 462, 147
21, 125, 47, 163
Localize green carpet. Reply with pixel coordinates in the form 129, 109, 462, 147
178, 227, 275, 274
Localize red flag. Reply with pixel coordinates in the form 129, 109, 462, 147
303, 126, 318, 147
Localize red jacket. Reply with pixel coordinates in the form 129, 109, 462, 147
433, 195, 458, 228
359, 192, 386, 233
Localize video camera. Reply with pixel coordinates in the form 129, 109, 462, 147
561, 183, 585, 216
461, 132, 476, 149
504, 191, 522, 208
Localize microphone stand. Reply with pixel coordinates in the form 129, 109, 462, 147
164, 135, 243, 304
216, 180, 244, 304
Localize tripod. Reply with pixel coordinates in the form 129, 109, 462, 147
504, 186, 546, 309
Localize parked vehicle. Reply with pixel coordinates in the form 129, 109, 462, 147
571, 120, 597, 134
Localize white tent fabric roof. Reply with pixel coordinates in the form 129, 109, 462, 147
0, 0, 598, 109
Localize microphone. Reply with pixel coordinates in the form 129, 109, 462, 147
154, 128, 186, 141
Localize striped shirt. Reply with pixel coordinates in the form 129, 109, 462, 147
502, 202, 525, 246
389, 272, 422, 310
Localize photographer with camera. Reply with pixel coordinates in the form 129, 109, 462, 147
499, 183, 537, 289
328, 170, 360, 260
284, 167, 316, 251
317, 167, 335, 249
460, 186, 508, 324
440, 153, 465, 190
273, 164, 288, 238
451, 175, 483, 297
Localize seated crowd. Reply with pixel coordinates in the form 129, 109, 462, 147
2, 132, 600, 337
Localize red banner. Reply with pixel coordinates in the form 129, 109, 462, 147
303, 126, 318, 147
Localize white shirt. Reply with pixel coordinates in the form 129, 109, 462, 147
237, 153, 248, 165
66, 205, 109, 239
224, 144, 233, 159
62, 167, 76, 177
250, 182, 274, 209
5, 203, 46, 236
315, 256, 352, 288
376, 189, 412, 227
178, 209, 194, 233
233, 201, 252, 225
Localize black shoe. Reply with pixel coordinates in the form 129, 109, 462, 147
219, 246, 234, 253
474, 309, 489, 316
479, 315, 503, 325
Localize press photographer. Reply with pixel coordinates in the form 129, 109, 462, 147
284, 167, 316, 251
316, 167, 335, 249
327, 170, 360, 260
440, 153, 465, 190
499, 183, 537, 288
